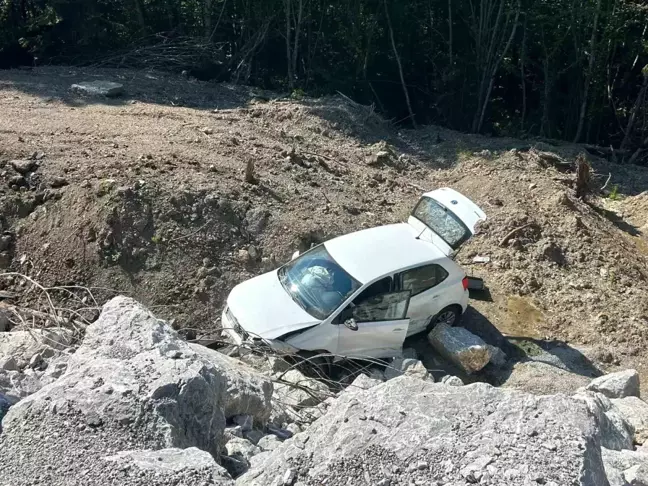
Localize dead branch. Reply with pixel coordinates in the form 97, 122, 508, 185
499, 224, 533, 247
600, 172, 612, 192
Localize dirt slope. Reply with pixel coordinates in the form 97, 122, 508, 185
0, 66, 647, 386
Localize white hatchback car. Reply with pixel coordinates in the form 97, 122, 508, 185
222, 188, 486, 359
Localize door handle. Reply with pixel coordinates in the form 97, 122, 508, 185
431, 295, 440, 299
393, 328, 404, 332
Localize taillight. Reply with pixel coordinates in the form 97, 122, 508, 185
462, 277, 469, 291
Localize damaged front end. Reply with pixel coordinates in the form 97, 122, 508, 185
221, 305, 301, 356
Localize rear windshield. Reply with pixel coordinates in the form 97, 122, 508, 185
412, 196, 470, 249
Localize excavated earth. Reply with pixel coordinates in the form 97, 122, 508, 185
0, 66, 648, 392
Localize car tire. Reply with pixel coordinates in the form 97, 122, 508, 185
425, 305, 462, 332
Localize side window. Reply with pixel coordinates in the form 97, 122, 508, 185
353, 277, 393, 305
398, 264, 448, 296
350, 291, 411, 323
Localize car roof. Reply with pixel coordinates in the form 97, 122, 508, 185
324, 223, 448, 284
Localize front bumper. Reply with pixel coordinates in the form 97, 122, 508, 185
220, 306, 300, 355
221, 306, 245, 345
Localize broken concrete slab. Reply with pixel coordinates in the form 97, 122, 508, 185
71, 81, 125, 97
427, 323, 491, 374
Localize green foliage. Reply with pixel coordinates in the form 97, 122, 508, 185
608, 184, 620, 201
0, 0, 647, 158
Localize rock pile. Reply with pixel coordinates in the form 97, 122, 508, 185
0, 297, 272, 485
2, 297, 648, 486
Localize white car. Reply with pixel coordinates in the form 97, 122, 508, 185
222, 188, 486, 359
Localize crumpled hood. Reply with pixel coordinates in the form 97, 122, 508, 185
226, 270, 320, 340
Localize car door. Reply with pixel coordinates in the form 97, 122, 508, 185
334, 289, 411, 359
395, 264, 449, 336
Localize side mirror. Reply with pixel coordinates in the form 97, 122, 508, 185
344, 318, 358, 331
291, 250, 300, 261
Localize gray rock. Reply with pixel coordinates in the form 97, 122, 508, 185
0, 356, 18, 371
71, 81, 125, 97
224, 425, 244, 442
10, 159, 36, 174
486, 344, 507, 367
625, 465, 648, 486
273, 368, 329, 408
103, 447, 233, 484
0, 328, 73, 363
257, 434, 282, 452
0, 392, 13, 426
238, 378, 609, 486
226, 437, 261, 461
384, 358, 431, 381
345, 374, 382, 394
0, 309, 10, 331
243, 429, 265, 445
612, 397, 648, 445
234, 414, 254, 432
225, 437, 261, 477
501, 360, 590, 395
440, 375, 464, 386
0, 368, 43, 399
587, 370, 640, 399
603, 448, 648, 486
574, 391, 634, 450
0, 296, 271, 485
29, 352, 43, 369
427, 323, 491, 373
245, 208, 270, 236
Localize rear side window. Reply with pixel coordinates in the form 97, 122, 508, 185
398, 264, 448, 296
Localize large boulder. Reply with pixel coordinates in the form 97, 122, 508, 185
574, 391, 634, 451
612, 397, 648, 445
237, 377, 609, 486
587, 370, 640, 399
427, 323, 491, 373
0, 296, 271, 485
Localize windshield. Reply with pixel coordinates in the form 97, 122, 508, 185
278, 245, 361, 320
412, 196, 471, 249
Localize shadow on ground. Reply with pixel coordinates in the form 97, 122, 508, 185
0, 66, 250, 110
406, 305, 602, 388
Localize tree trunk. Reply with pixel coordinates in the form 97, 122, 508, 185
520, 18, 527, 133
621, 67, 648, 150
204, 0, 212, 40
573, 0, 603, 143
292, 0, 304, 84
447, 0, 453, 67
284, 0, 293, 88
474, 0, 520, 133
133, 0, 145, 29
384, 0, 417, 127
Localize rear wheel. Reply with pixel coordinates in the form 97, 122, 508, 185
426, 305, 462, 332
